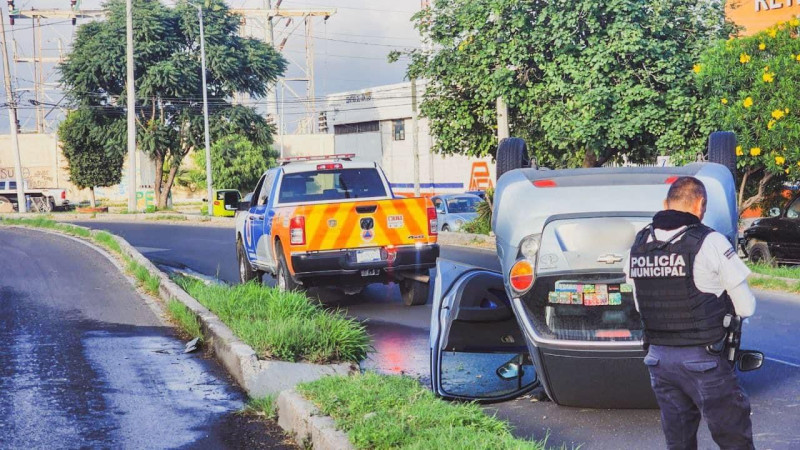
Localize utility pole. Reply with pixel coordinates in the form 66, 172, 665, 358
125, 0, 137, 212
0, 10, 26, 212
190, 3, 214, 217
496, 96, 509, 142
411, 78, 420, 197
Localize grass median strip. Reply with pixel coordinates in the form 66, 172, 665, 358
747, 262, 800, 280
174, 277, 370, 364
167, 299, 204, 340
298, 372, 545, 450
749, 276, 800, 293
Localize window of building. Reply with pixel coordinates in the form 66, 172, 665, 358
393, 119, 406, 141
334, 121, 380, 135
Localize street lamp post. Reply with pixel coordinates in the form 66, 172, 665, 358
189, 2, 213, 216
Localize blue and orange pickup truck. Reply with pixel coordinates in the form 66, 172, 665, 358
234, 154, 439, 305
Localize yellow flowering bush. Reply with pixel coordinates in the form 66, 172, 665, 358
695, 16, 800, 200
721, 98, 728, 104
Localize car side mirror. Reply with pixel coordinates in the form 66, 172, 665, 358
768, 207, 781, 217
738, 350, 764, 372
237, 200, 251, 211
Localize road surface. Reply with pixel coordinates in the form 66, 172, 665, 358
71, 221, 800, 449
0, 226, 293, 449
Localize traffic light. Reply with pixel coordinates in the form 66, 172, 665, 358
318, 112, 328, 133
71, 0, 77, 25
7, 0, 14, 25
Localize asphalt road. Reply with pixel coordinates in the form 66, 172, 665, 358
71, 221, 800, 449
0, 227, 294, 449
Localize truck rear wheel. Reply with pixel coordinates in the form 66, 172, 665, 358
275, 242, 303, 292
747, 240, 773, 265
238, 240, 263, 284
708, 131, 737, 183
400, 279, 429, 306
496, 137, 530, 180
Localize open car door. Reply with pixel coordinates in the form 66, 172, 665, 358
430, 260, 539, 402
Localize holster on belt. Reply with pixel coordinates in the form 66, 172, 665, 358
705, 314, 741, 364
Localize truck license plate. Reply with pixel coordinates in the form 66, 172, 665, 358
356, 248, 381, 263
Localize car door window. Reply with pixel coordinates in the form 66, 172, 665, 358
433, 198, 445, 214
259, 171, 276, 206
787, 197, 800, 219
250, 175, 266, 208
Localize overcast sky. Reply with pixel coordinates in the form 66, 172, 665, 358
0, 0, 422, 133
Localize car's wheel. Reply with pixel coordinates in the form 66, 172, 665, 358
238, 240, 262, 284
747, 240, 774, 265
496, 137, 530, 180
399, 279, 428, 306
708, 131, 737, 183
275, 242, 302, 292
441, 224, 450, 232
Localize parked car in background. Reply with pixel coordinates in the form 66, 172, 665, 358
212, 189, 241, 217
0, 179, 69, 212
742, 192, 800, 264
431, 194, 482, 232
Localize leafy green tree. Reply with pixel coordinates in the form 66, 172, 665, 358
193, 134, 278, 194
693, 20, 800, 212
59, 0, 286, 208
58, 109, 126, 207
399, 0, 732, 167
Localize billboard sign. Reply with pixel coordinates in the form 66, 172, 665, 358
727, 0, 800, 35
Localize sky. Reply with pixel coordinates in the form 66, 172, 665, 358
0, 0, 423, 133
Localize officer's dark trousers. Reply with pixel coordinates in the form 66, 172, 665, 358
644, 345, 754, 450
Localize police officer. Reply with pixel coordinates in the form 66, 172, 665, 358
625, 176, 756, 450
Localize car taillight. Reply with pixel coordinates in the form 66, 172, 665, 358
427, 207, 438, 235
533, 179, 557, 188
665, 176, 679, 184
317, 163, 343, 170
509, 260, 534, 294
290, 216, 306, 245
61, 191, 66, 200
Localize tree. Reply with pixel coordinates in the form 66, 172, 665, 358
59, 0, 286, 208
692, 20, 800, 213
399, 0, 732, 167
193, 134, 278, 194
58, 109, 126, 207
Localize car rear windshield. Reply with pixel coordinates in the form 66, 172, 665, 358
447, 196, 481, 213
278, 168, 387, 203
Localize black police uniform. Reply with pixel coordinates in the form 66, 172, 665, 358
629, 223, 754, 450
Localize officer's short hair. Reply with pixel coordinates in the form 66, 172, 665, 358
667, 177, 707, 208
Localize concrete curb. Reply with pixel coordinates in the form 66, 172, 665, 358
0, 220, 359, 449
277, 390, 354, 450
437, 230, 496, 249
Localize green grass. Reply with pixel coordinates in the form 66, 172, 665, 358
749, 276, 800, 293
127, 259, 161, 295
167, 299, 204, 340
747, 262, 800, 280
242, 395, 277, 419
298, 373, 546, 450
461, 216, 491, 235
174, 276, 370, 363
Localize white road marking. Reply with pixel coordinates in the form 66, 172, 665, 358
135, 246, 169, 254
766, 357, 800, 368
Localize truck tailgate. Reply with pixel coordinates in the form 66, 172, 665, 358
277, 197, 436, 252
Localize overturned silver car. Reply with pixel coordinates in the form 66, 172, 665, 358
429, 134, 752, 408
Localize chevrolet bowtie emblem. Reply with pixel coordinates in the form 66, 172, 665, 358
597, 254, 624, 264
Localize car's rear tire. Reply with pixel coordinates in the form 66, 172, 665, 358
496, 137, 530, 180
400, 279, 428, 306
238, 240, 263, 284
747, 240, 773, 265
708, 131, 737, 183
275, 242, 303, 292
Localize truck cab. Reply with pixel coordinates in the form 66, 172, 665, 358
235, 154, 439, 305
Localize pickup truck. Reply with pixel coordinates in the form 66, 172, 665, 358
0, 179, 69, 212
234, 154, 440, 305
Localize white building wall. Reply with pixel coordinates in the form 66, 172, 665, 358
326, 82, 496, 197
